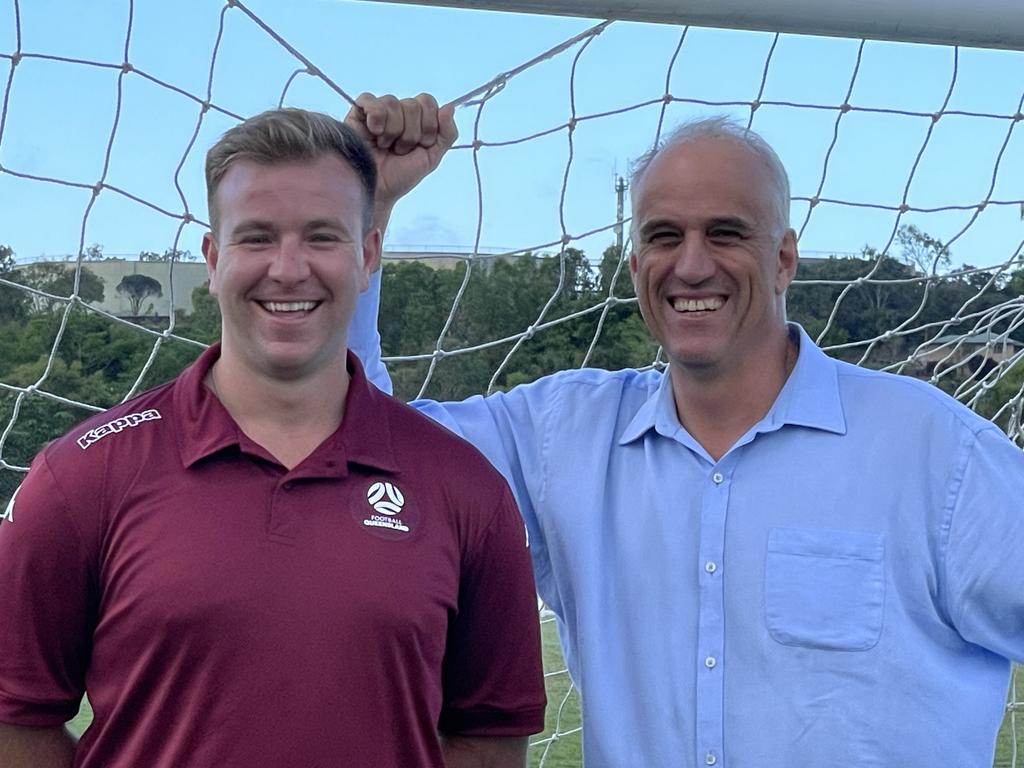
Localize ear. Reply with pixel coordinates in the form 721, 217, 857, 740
201, 232, 220, 296
629, 248, 640, 289
775, 228, 799, 295
360, 227, 383, 292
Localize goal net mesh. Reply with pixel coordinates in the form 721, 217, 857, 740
1, 1, 1022, 764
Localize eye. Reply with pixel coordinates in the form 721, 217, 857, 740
708, 228, 744, 243
646, 230, 680, 246
308, 232, 340, 243
238, 233, 272, 246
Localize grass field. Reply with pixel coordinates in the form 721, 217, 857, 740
529, 616, 583, 767
995, 668, 1024, 768
66, 627, 1022, 768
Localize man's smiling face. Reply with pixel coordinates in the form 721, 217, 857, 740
630, 136, 797, 380
202, 154, 379, 382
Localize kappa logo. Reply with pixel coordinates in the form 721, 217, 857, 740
361, 481, 413, 535
0, 486, 16, 525
77, 409, 162, 450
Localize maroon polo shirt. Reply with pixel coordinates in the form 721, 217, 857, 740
0, 345, 545, 768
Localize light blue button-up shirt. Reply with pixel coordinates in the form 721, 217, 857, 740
356, 290, 1024, 765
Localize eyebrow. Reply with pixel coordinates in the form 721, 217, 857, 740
229, 220, 275, 237
637, 215, 754, 236
303, 219, 351, 234
228, 219, 354, 237
636, 218, 681, 237
706, 216, 754, 232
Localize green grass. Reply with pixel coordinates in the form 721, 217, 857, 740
995, 668, 1024, 768
67, 697, 91, 738
529, 615, 583, 767
63, 631, 1024, 768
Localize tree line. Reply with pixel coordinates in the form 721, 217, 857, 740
2, 227, 1023, 506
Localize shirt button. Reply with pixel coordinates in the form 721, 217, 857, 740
712, 472, 724, 484
704, 656, 717, 669
282, 481, 293, 490
705, 561, 718, 574
705, 753, 718, 765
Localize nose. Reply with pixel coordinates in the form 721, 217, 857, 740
672, 236, 716, 285
267, 235, 311, 283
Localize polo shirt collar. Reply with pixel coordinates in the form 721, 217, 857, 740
618, 323, 847, 445
175, 344, 400, 475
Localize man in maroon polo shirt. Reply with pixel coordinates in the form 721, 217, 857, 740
0, 107, 545, 767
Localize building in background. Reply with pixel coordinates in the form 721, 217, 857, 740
13, 250, 503, 319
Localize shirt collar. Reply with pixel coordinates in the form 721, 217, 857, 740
618, 324, 847, 445
175, 344, 400, 475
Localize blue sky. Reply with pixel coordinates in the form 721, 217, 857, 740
1, 0, 1022, 270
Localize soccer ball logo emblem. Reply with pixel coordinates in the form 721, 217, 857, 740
366, 481, 405, 516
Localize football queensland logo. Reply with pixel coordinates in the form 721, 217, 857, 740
77, 409, 162, 450
367, 481, 404, 516
359, 481, 416, 538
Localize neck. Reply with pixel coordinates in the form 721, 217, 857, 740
207, 353, 350, 469
669, 327, 797, 461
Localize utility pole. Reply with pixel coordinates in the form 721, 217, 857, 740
614, 175, 628, 251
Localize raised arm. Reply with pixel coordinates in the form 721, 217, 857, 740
344, 93, 457, 389
344, 92, 458, 234
343, 94, 551, 517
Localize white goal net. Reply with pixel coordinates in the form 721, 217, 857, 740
1, 1, 1022, 764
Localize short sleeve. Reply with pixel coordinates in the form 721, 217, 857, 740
437, 484, 546, 736
0, 453, 96, 726
944, 426, 1024, 661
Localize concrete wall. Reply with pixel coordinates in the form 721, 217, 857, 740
16, 250, 488, 319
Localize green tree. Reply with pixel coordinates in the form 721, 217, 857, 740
897, 224, 951, 274
1006, 268, 1024, 296
83, 243, 105, 261
116, 274, 163, 316
18, 262, 105, 312
0, 245, 27, 322
598, 243, 635, 299
177, 281, 222, 343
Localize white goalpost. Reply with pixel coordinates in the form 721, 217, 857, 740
374, 0, 1024, 49
1, 0, 1023, 764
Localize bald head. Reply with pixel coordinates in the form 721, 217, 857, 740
630, 116, 791, 240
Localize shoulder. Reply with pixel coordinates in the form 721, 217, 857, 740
374, 391, 503, 480
11, 379, 178, 547
531, 365, 662, 392
369, 392, 524, 542
41, 378, 178, 473
487, 365, 664, 411
831, 357, 998, 439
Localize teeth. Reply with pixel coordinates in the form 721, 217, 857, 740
673, 297, 724, 312
261, 301, 317, 313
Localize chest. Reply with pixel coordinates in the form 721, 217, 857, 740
92, 458, 460, 663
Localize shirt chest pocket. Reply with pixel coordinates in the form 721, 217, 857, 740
765, 527, 885, 652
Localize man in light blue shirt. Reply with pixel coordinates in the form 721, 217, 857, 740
346, 95, 1024, 767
